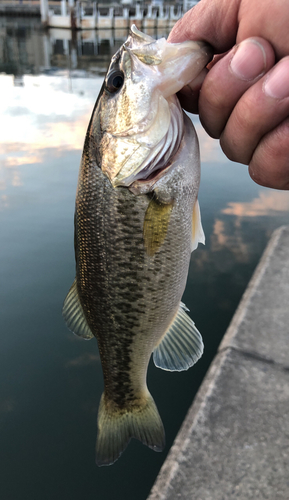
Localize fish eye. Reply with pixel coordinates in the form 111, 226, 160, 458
106, 70, 124, 93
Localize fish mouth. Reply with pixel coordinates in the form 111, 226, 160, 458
101, 28, 212, 191
112, 95, 184, 191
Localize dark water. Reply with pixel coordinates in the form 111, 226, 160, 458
1, 17, 289, 500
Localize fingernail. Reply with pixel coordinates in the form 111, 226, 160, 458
230, 39, 266, 81
264, 59, 289, 99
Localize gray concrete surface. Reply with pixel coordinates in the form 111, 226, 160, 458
148, 225, 289, 500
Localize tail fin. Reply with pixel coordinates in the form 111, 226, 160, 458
95, 392, 165, 466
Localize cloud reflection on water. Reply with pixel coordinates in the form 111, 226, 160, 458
211, 218, 251, 264
207, 190, 289, 264
66, 353, 100, 368
0, 73, 103, 205
1, 22, 289, 500
1, 74, 102, 150
191, 189, 289, 276
222, 190, 289, 217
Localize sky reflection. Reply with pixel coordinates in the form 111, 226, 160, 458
0, 74, 102, 151
0, 73, 102, 207
1, 20, 289, 500
222, 190, 289, 217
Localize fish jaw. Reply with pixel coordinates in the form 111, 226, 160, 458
91, 26, 211, 188
128, 25, 212, 99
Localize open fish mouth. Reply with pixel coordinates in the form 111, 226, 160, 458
112, 95, 184, 190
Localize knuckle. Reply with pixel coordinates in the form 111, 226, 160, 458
249, 119, 289, 189
202, 76, 231, 113
220, 123, 252, 165
220, 95, 261, 164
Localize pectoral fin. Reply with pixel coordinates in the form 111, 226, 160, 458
143, 198, 174, 257
191, 199, 205, 252
62, 279, 94, 340
153, 302, 203, 371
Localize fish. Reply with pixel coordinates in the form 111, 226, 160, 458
63, 25, 212, 466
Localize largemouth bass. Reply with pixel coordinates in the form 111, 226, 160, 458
63, 26, 211, 466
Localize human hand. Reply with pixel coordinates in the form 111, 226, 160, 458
168, 0, 289, 189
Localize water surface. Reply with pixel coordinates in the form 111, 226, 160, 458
1, 17, 289, 500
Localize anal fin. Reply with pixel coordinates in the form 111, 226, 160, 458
62, 279, 94, 340
153, 302, 203, 371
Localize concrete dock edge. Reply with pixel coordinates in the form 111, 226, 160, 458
148, 225, 289, 500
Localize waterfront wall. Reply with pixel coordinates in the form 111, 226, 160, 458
148, 225, 289, 500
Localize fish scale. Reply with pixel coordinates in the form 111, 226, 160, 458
63, 25, 211, 466
76, 120, 197, 416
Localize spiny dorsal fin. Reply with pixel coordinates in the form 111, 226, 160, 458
191, 199, 205, 252
143, 198, 174, 257
153, 302, 203, 371
62, 279, 94, 340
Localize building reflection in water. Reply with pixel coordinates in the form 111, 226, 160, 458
2, 16, 289, 500
0, 17, 170, 82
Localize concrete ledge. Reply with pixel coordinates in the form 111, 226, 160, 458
148, 226, 289, 500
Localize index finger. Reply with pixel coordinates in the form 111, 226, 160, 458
168, 0, 240, 53
168, 0, 289, 61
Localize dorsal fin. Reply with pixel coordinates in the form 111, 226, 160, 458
153, 302, 203, 371
62, 279, 94, 340
191, 199, 205, 252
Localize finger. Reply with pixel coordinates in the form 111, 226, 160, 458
177, 52, 230, 114
177, 52, 231, 114
238, 0, 289, 59
220, 57, 289, 165
168, 0, 289, 61
168, 0, 240, 52
177, 68, 208, 114
207, 52, 230, 70
249, 118, 289, 189
198, 38, 275, 138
